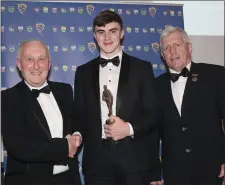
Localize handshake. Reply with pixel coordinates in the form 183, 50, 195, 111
66, 134, 81, 158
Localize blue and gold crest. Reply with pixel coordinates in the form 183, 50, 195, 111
128, 45, 134, 52
142, 28, 147, 33
61, 26, 67, 32
134, 9, 139, 15
54, 46, 59, 52
86, 5, 95, 16
54, 65, 59, 71
126, 9, 131, 15
1, 66, 6, 72
8, 6, 15, 13
52, 8, 57, 13
1, 6, 5, 12
126, 27, 131, 33
18, 4, 27, 15
9, 66, 16, 72
79, 45, 86, 52
149, 7, 157, 18
9, 45, 16, 52
178, 11, 182, 16
77, 7, 84, 14
151, 42, 159, 55
1, 46, 6, 52
170, 10, 175, 16
135, 28, 139, 33
118, 9, 122, 14
144, 45, 149, 52
141, 9, 146, 15
88, 42, 96, 55
62, 65, 68, 72
72, 65, 77, 72
36, 23, 45, 36
71, 45, 76, 51
26, 26, 33, 32
9, 26, 15, 32
1, 26, 4, 32
136, 45, 141, 51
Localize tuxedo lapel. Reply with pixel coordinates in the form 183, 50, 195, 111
116, 52, 130, 115
164, 74, 181, 117
18, 81, 51, 139
91, 58, 101, 117
182, 62, 199, 116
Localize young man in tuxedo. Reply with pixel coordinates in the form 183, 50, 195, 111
72, 10, 162, 185
2, 40, 81, 185
156, 26, 225, 185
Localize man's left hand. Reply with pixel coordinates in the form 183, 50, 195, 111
218, 164, 225, 185
150, 180, 164, 185
104, 115, 130, 141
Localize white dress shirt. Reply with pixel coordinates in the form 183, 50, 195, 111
169, 62, 191, 116
99, 49, 134, 138
25, 81, 69, 175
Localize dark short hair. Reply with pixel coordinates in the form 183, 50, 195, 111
93, 10, 123, 31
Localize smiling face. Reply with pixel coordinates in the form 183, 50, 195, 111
161, 31, 192, 72
94, 22, 124, 58
16, 40, 51, 87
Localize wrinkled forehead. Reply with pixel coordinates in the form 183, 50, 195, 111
21, 41, 48, 56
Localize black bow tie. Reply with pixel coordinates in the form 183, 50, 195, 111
170, 67, 189, 83
32, 85, 51, 98
99, 56, 120, 67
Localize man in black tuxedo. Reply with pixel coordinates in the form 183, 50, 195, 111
156, 26, 225, 185
72, 10, 162, 185
1, 40, 81, 185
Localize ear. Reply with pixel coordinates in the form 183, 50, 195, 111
93, 32, 97, 41
16, 59, 22, 71
120, 29, 124, 39
48, 62, 51, 70
188, 43, 193, 55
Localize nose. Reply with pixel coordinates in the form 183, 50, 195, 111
104, 32, 110, 40
33, 59, 40, 69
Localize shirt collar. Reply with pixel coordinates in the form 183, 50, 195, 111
100, 48, 123, 63
24, 80, 48, 90
169, 61, 192, 74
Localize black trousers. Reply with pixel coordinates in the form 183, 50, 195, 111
84, 139, 155, 185
4, 170, 76, 185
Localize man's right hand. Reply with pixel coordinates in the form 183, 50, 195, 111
66, 134, 81, 158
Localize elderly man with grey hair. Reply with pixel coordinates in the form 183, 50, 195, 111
156, 26, 225, 185
2, 39, 81, 185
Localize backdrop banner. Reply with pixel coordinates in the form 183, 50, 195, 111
1, 1, 184, 183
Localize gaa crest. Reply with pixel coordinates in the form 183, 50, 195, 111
88, 42, 97, 55
149, 7, 157, 18
86, 5, 95, 16
151, 42, 159, 55
36, 23, 45, 36
18, 4, 27, 15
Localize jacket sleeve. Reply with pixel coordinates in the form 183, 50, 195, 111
131, 62, 161, 139
1, 90, 69, 164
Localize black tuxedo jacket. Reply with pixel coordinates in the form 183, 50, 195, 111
72, 52, 161, 179
156, 62, 225, 184
1, 81, 81, 185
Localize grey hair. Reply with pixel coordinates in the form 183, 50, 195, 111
160, 26, 191, 55
16, 39, 51, 61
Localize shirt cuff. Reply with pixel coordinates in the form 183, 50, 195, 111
127, 122, 134, 137
72, 132, 82, 143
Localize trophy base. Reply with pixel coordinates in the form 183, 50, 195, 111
105, 118, 115, 125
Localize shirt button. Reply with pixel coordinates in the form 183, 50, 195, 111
185, 149, 192, 153
182, 127, 187, 131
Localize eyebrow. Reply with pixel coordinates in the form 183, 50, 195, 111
95, 28, 119, 33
